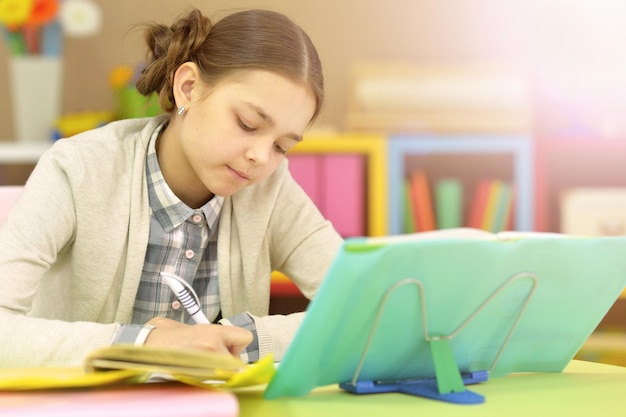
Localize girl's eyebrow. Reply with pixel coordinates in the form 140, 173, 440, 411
241, 101, 302, 142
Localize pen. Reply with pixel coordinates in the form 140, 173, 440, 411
160, 272, 211, 324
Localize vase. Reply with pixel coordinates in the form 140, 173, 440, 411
9, 56, 63, 143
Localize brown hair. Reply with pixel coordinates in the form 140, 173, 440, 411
135, 8, 324, 122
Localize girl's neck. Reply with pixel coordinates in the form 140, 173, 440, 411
156, 120, 214, 208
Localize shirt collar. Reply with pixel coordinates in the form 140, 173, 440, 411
146, 121, 224, 232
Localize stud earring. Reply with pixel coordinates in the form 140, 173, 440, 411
177, 105, 185, 116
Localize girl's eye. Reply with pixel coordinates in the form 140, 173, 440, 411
238, 118, 256, 132
274, 143, 287, 155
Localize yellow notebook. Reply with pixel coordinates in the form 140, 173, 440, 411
0, 345, 275, 391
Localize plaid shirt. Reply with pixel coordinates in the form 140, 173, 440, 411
112, 122, 259, 362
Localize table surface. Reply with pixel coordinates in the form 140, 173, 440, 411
236, 360, 626, 417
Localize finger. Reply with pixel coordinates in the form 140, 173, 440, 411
224, 327, 253, 356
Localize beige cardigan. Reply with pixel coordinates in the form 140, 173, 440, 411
0, 117, 342, 368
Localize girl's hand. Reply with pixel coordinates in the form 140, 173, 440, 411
144, 317, 253, 357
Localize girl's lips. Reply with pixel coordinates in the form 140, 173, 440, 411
228, 166, 250, 180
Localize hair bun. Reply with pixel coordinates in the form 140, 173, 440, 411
170, 9, 213, 61
136, 9, 213, 106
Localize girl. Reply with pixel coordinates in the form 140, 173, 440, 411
0, 8, 342, 367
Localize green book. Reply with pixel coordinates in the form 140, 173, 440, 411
435, 179, 462, 229
403, 179, 416, 233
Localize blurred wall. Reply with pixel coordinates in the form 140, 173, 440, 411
1, 0, 623, 140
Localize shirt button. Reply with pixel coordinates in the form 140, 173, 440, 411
171, 300, 181, 310
185, 249, 195, 259
192, 214, 203, 223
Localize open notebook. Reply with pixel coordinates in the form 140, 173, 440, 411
265, 228, 626, 399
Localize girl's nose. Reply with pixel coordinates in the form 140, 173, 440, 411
244, 140, 271, 165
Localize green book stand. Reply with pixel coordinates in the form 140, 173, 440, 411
265, 229, 626, 404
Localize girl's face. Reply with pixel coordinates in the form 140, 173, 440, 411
161, 69, 316, 207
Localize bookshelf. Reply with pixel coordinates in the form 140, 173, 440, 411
288, 133, 388, 236
387, 135, 534, 235
534, 137, 626, 233
269, 133, 388, 312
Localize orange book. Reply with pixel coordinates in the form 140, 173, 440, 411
409, 170, 436, 231
467, 179, 491, 229
505, 185, 516, 230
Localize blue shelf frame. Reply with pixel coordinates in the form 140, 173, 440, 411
388, 135, 534, 234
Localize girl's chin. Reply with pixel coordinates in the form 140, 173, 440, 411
204, 184, 241, 198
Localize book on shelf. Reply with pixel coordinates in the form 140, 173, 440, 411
407, 170, 436, 232
467, 179, 491, 229
402, 179, 416, 233
435, 178, 463, 229
468, 179, 514, 232
481, 179, 503, 231
493, 181, 514, 232
404, 174, 514, 233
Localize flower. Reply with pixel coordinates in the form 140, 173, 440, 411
0, 0, 101, 56
109, 64, 133, 89
59, 0, 101, 37
0, 0, 33, 29
27, 0, 59, 26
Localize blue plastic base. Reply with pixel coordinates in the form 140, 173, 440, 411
339, 370, 488, 404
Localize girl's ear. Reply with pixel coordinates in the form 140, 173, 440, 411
172, 62, 201, 109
